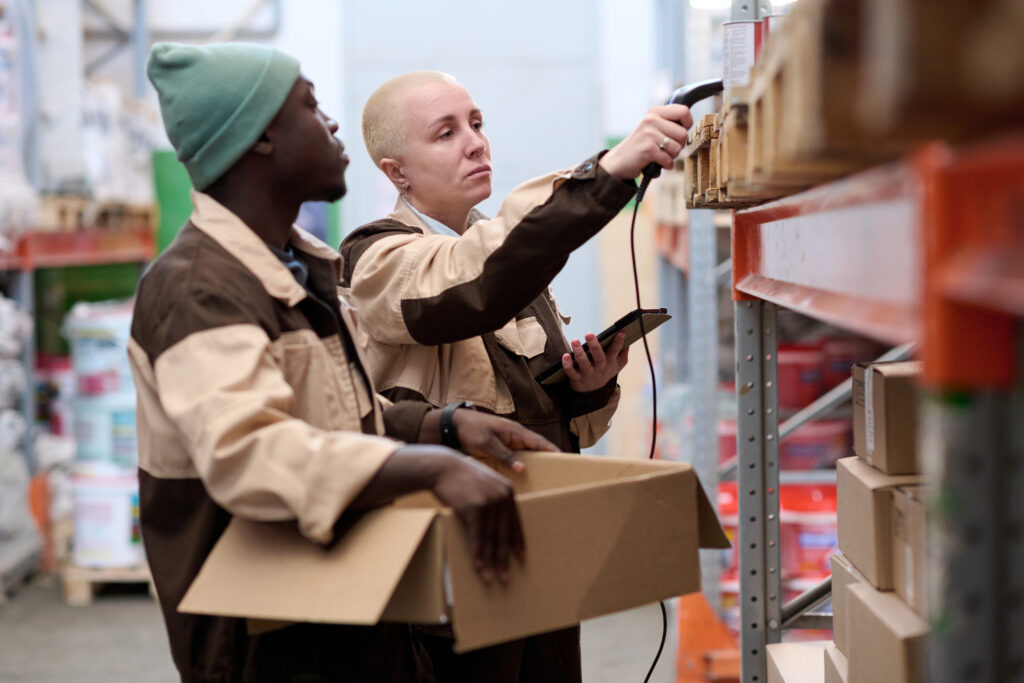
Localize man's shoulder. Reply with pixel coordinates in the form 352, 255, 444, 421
144, 222, 263, 294
339, 218, 424, 285
132, 223, 273, 362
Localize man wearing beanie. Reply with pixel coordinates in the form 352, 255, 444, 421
133, 42, 556, 682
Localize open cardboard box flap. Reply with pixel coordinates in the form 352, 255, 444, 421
179, 452, 728, 652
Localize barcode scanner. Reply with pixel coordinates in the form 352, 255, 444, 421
635, 78, 724, 202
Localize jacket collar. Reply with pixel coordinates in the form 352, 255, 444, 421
388, 197, 488, 236
188, 191, 341, 307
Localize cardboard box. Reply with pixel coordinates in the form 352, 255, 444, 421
767, 641, 829, 683
829, 552, 867, 656
852, 361, 921, 474
847, 583, 928, 683
836, 457, 922, 589
824, 643, 849, 683
178, 452, 729, 652
892, 485, 929, 617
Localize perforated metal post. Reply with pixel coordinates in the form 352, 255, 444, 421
924, 390, 1001, 682
735, 300, 782, 682
926, 324, 1024, 682
1008, 331, 1024, 678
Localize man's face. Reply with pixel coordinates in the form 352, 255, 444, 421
267, 77, 349, 202
398, 80, 492, 220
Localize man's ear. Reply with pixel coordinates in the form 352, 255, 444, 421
251, 131, 273, 156
380, 158, 407, 190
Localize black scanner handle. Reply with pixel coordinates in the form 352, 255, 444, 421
641, 78, 724, 183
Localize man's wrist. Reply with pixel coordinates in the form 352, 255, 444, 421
440, 400, 475, 450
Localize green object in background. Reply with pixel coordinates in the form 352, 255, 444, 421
326, 200, 342, 249
35, 263, 145, 355
152, 148, 344, 249
152, 149, 194, 254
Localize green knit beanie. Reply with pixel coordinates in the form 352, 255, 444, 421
147, 42, 301, 190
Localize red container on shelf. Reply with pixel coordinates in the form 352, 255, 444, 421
777, 344, 826, 410
36, 353, 75, 436
717, 418, 737, 465
718, 481, 740, 577
779, 418, 853, 470
779, 484, 838, 580
820, 336, 883, 390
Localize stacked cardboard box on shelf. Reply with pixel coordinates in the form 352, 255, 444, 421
827, 361, 929, 683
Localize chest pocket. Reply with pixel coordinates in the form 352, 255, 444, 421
494, 316, 548, 359
271, 331, 369, 432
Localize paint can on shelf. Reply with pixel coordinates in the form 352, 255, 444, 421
70, 461, 143, 568
722, 20, 763, 89
71, 392, 137, 465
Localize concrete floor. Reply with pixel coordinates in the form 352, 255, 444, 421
0, 575, 676, 683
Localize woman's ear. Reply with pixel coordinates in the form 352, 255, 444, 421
251, 131, 273, 156
380, 158, 408, 192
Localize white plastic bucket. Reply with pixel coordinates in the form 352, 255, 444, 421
71, 461, 143, 568
62, 299, 134, 397
72, 392, 137, 465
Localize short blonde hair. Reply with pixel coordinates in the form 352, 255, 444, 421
362, 70, 458, 168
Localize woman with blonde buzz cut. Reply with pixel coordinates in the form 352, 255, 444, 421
340, 70, 692, 682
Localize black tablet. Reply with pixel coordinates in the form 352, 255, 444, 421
535, 308, 672, 385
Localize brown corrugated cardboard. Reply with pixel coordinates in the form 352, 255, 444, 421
829, 552, 868, 656
892, 485, 929, 617
836, 457, 922, 589
852, 361, 921, 474
847, 583, 928, 683
178, 452, 729, 653
824, 643, 849, 683
766, 641, 828, 683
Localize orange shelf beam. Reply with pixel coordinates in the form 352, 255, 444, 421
0, 227, 155, 271
731, 162, 920, 346
916, 138, 1024, 390
731, 134, 1024, 390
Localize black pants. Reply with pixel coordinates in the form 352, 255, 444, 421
236, 622, 429, 683
416, 626, 582, 683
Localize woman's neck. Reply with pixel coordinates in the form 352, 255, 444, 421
405, 196, 471, 236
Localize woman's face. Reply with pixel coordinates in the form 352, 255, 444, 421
396, 80, 492, 221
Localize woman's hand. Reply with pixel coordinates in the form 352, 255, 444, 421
563, 331, 629, 393
599, 104, 693, 180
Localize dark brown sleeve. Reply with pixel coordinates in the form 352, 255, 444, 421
561, 376, 619, 418
381, 400, 433, 444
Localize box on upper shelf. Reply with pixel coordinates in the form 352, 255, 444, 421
852, 361, 921, 474
836, 457, 922, 590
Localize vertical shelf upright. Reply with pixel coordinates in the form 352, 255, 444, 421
734, 299, 781, 682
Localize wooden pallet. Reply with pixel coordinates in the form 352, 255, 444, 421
37, 196, 155, 232
682, 103, 783, 210
60, 562, 156, 606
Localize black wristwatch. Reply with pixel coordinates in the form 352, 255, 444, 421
440, 400, 475, 450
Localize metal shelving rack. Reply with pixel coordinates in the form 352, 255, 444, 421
0, 226, 155, 473
729, 136, 1024, 681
